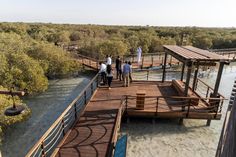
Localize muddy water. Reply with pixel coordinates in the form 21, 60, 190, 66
0, 75, 93, 157
122, 63, 236, 157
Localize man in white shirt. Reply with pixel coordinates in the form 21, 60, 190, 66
137, 46, 142, 65
106, 55, 112, 65
99, 62, 107, 84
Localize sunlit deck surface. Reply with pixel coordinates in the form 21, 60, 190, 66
53, 80, 221, 157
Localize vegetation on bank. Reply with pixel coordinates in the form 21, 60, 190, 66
0, 23, 81, 134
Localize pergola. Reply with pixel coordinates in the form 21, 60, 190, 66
162, 45, 230, 98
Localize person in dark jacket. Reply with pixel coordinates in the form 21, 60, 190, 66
115, 56, 122, 81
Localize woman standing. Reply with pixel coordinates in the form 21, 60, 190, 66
106, 64, 113, 89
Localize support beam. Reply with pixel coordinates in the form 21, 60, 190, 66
162, 52, 168, 82
213, 62, 225, 97
206, 119, 211, 126
184, 61, 192, 96
180, 62, 185, 81
192, 64, 199, 90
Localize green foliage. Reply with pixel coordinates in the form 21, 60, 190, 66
2, 53, 48, 94
97, 40, 128, 59
28, 43, 80, 78
192, 34, 213, 49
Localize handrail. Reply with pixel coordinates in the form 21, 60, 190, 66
123, 52, 164, 57
121, 95, 226, 101
26, 73, 99, 157
196, 78, 225, 99
121, 94, 226, 117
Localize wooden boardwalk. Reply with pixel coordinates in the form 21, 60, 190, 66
52, 79, 223, 157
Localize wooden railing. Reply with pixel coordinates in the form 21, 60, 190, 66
75, 52, 180, 70
195, 78, 225, 100
74, 53, 99, 70
123, 52, 180, 68
131, 69, 182, 81
26, 74, 100, 157
121, 95, 225, 118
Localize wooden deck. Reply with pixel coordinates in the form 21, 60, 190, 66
52, 80, 222, 157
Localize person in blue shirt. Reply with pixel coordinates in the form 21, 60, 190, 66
123, 61, 131, 87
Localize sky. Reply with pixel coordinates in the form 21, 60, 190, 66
0, 0, 236, 27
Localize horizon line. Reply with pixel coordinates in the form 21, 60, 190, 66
1, 20, 236, 29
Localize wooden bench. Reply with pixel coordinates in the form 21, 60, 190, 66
172, 80, 199, 106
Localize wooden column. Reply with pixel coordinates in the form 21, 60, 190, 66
162, 52, 168, 82
184, 61, 192, 96
180, 62, 185, 81
213, 62, 225, 97
192, 63, 199, 91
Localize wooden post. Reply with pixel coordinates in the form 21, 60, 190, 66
151, 55, 154, 67
184, 61, 192, 96
181, 62, 185, 81
187, 99, 191, 118
74, 103, 77, 119
169, 56, 172, 67
91, 83, 93, 95
192, 64, 199, 90
136, 90, 146, 110
62, 119, 65, 136
162, 52, 167, 82
213, 62, 225, 97
41, 142, 45, 157
155, 98, 159, 116
141, 56, 144, 69
206, 87, 209, 98
147, 70, 149, 80
84, 91, 87, 105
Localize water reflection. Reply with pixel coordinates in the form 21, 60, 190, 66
1, 75, 92, 157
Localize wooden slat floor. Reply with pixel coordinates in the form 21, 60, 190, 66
54, 80, 218, 157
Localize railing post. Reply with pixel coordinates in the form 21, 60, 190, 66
62, 119, 65, 136
125, 95, 128, 115
74, 103, 77, 119
141, 57, 144, 69
91, 83, 93, 95
206, 87, 209, 98
97, 75, 99, 87
147, 70, 149, 80
41, 142, 45, 157
155, 98, 158, 116
151, 54, 153, 67
195, 79, 198, 91
84, 91, 87, 105
187, 99, 191, 118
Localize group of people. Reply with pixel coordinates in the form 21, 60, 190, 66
99, 55, 133, 89
98, 47, 142, 89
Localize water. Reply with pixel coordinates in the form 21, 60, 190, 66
122, 63, 236, 157
0, 75, 93, 157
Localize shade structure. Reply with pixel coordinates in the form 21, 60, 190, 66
163, 45, 230, 63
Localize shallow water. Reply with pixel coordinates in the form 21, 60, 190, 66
122, 63, 236, 157
0, 75, 92, 157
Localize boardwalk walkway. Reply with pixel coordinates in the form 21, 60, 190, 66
52, 79, 224, 157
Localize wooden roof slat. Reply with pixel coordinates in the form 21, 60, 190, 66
163, 45, 229, 63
